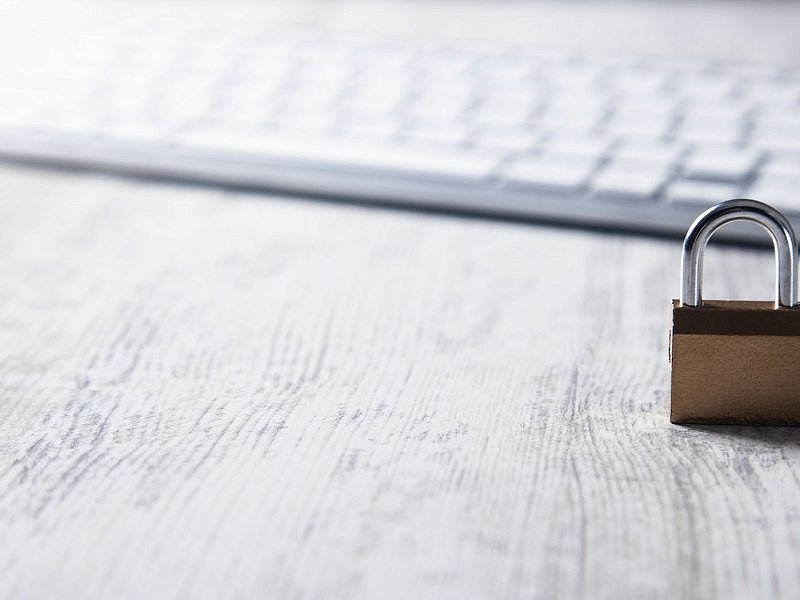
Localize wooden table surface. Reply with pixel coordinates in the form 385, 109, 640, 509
1, 165, 799, 599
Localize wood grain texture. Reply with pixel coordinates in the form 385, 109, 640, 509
1, 165, 800, 600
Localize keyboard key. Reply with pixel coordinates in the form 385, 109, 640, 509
760, 152, 800, 177
473, 58, 534, 83
747, 185, 800, 213
101, 118, 167, 144
751, 138, 800, 154
405, 121, 469, 146
615, 135, 685, 163
213, 94, 281, 124
417, 50, 474, 74
342, 87, 407, 114
614, 91, 680, 113
751, 118, 800, 146
744, 83, 800, 109
175, 130, 501, 180
473, 128, 539, 152
683, 102, 748, 121
352, 44, 416, 68
607, 68, 668, 94
537, 102, 606, 129
666, 180, 742, 205
746, 171, 800, 211
500, 152, 598, 191
682, 148, 761, 182
591, 158, 671, 198
752, 171, 800, 191
592, 173, 666, 199
271, 109, 338, 134
471, 99, 534, 127
676, 73, 735, 100
542, 130, 613, 157
406, 92, 472, 121
0, 102, 50, 130
339, 114, 401, 139
679, 113, 744, 143
606, 107, 674, 137
757, 104, 800, 122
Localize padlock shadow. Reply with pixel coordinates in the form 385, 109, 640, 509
684, 424, 800, 446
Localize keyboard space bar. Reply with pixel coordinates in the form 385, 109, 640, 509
173, 131, 500, 182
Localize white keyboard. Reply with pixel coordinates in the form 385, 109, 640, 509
1, 22, 800, 243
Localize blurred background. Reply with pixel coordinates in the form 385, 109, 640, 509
0, 0, 799, 244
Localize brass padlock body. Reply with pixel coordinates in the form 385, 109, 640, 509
670, 299, 800, 425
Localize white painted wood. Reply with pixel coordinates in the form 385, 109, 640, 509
0, 164, 799, 600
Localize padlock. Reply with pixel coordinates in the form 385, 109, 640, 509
670, 198, 800, 425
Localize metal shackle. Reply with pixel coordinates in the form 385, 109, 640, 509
680, 199, 799, 308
